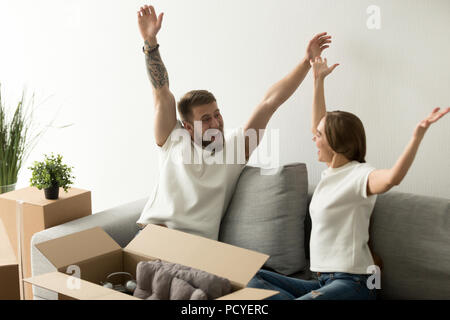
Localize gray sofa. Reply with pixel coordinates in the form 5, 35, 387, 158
30, 163, 450, 300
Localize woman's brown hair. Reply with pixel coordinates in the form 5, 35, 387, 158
324, 111, 367, 163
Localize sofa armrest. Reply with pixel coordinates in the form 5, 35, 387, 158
30, 196, 148, 300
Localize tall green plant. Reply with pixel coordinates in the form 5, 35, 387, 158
0, 84, 64, 189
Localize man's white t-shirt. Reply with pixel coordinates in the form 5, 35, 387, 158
309, 161, 378, 275
136, 120, 247, 240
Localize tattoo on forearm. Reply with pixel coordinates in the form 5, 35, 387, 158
144, 41, 169, 89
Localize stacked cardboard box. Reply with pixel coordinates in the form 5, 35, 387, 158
0, 219, 20, 300
0, 187, 91, 299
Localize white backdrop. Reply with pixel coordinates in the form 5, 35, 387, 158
1, 0, 449, 213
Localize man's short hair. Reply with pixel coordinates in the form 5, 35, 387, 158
177, 90, 216, 122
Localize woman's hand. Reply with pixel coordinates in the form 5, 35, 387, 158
310, 57, 339, 80
372, 252, 383, 271
138, 4, 164, 43
413, 107, 450, 140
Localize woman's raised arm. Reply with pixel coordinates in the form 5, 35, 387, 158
310, 57, 339, 135
367, 107, 450, 196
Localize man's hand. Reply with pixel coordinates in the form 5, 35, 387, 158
138, 4, 164, 44
310, 57, 339, 80
413, 107, 450, 140
305, 32, 332, 62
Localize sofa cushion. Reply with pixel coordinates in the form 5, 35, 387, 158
219, 163, 308, 276
369, 191, 450, 299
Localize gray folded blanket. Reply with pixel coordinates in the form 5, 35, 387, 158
133, 260, 232, 300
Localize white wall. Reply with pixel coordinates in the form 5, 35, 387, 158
1, 0, 449, 214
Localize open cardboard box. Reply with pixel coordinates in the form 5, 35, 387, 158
24, 224, 279, 300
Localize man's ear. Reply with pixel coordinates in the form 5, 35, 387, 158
182, 120, 193, 135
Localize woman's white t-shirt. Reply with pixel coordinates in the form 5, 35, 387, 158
309, 161, 377, 275
136, 121, 247, 241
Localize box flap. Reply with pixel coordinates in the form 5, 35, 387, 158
0, 219, 17, 267
23, 272, 140, 300
216, 288, 279, 300
35, 227, 121, 268
125, 225, 269, 288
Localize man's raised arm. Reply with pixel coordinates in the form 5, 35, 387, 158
243, 32, 332, 160
138, 5, 177, 147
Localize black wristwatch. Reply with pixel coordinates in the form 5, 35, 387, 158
143, 44, 159, 55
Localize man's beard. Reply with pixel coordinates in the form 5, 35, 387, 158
202, 128, 225, 152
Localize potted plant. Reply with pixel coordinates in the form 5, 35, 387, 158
28, 153, 75, 200
0, 83, 72, 194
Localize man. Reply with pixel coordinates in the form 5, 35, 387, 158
135, 4, 332, 240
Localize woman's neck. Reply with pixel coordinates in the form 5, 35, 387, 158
327, 154, 351, 169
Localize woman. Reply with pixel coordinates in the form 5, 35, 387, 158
247, 56, 449, 300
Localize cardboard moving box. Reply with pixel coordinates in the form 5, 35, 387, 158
0, 219, 20, 300
0, 186, 91, 299
24, 224, 278, 300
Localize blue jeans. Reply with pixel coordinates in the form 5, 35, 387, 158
247, 269, 377, 300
